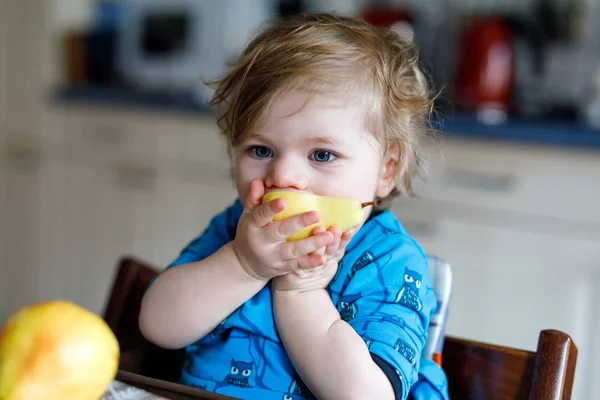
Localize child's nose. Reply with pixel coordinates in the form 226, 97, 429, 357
264, 157, 307, 190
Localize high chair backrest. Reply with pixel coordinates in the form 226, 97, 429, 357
424, 255, 452, 366
443, 329, 577, 399
103, 257, 184, 382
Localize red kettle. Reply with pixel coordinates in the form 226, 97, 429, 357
454, 17, 514, 118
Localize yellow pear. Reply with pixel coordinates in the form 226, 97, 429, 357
262, 191, 373, 240
0, 300, 120, 400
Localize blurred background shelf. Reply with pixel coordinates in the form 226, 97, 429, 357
438, 114, 600, 150
54, 85, 600, 150
54, 86, 213, 116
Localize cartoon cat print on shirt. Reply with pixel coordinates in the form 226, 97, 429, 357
395, 268, 423, 312
224, 359, 253, 387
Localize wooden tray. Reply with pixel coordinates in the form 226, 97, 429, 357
113, 370, 237, 400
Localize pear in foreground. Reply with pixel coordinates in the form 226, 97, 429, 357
0, 300, 119, 400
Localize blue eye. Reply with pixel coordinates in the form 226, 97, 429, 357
250, 146, 273, 159
311, 150, 335, 163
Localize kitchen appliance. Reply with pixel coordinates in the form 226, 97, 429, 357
453, 17, 514, 124
116, 0, 274, 104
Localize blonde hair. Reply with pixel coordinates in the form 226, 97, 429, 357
209, 12, 434, 201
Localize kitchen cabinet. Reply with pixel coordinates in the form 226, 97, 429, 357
133, 160, 237, 269
392, 138, 600, 400
58, 160, 135, 315
1, 130, 68, 322
0, 106, 238, 320
413, 139, 600, 226
52, 106, 236, 270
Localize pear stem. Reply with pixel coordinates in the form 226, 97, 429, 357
361, 201, 376, 208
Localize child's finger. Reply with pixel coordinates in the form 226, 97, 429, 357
336, 227, 357, 256
268, 210, 320, 241
250, 198, 286, 227
324, 226, 342, 257
244, 179, 265, 211
289, 253, 326, 271
310, 227, 327, 256
279, 231, 333, 260
312, 226, 326, 235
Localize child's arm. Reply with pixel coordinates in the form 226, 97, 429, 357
273, 287, 395, 400
139, 179, 334, 349
139, 242, 267, 349
273, 229, 438, 400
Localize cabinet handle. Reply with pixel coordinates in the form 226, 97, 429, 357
3, 143, 41, 172
88, 124, 125, 145
443, 167, 516, 193
113, 163, 156, 191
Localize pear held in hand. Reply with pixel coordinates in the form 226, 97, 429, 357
0, 300, 120, 400
262, 191, 374, 241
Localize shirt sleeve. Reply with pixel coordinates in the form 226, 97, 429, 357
165, 199, 243, 269
337, 233, 437, 400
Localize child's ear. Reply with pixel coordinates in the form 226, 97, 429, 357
376, 143, 399, 198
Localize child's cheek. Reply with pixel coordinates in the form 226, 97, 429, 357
235, 159, 266, 198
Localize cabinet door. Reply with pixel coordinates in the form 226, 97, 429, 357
59, 162, 135, 315
396, 208, 600, 400
129, 156, 237, 269
1, 133, 67, 322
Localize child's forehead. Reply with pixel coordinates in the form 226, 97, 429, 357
261, 90, 366, 129
250, 92, 382, 151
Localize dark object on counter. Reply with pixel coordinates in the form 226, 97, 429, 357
508, 16, 548, 118
62, 27, 119, 87
278, 0, 307, 18
63, 30, 87, 87
85, 28, 119, 85
362, 4, 413, 28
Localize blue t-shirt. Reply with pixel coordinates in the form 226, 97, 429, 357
164, 199, 449, 400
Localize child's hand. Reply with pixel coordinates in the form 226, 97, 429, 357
272, 224, 358, 293
232, 179, 335, 281
312, 225, 358, 268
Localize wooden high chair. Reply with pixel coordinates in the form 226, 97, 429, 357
103, 256, 578, 400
